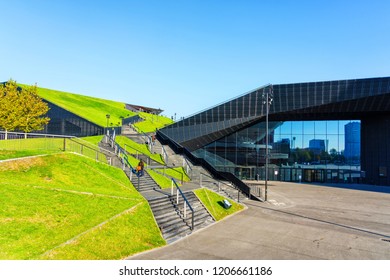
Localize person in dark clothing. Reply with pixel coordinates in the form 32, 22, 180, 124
137, 159, 144, 177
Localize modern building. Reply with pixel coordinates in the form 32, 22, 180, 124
41, 100, 105, 136
157, 76, 390, 187
125, 104, 163, 115
40, 101, 162, 137
309, 139, 327, 155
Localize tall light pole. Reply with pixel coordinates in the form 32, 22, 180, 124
263, 85, 273, 201
106, 114, 110, 135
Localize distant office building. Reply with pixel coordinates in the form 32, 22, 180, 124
273, 138, 290, 154
309, 139, 327, 154
345, 122, 361, 162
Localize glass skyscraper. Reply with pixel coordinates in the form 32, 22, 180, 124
344, 122, 361, 163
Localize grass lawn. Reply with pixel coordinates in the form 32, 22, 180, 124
0, 150, 58, 160
115, 136, 164, 164
148, 169, 175, 189
79, 135, 104, 147
33, 86, 135, 127
152, 167, 190, 183
0, 137, 64, 152
0, 136, 107, 164
134, 112, 174, 133
194, 188, 244, 221
0, 153, 165, 259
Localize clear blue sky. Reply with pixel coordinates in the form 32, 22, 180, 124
1, 0, 389, 119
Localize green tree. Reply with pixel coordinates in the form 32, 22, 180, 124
17, 83, 50, 137
0, 80, 50, 139
0, 80, 21, 139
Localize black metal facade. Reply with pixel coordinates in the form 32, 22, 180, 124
159, 77, 390, 186
40, 100, 104, 137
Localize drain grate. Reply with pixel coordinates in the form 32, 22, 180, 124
381, 238, 390, 243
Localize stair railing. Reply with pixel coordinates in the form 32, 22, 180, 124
171, 178, 195, 231
200, 172, 242, 202
182, 157, 193, 180
144, 133, 169, 165
160, 145, 168, 164
105, 133, 137, 181
65, 138, 110, 165
141, 132, 152, 151
148, 165, 186, 184
122, 142, 165, 166
71, 137, 116, 158
156, 130, 252, 199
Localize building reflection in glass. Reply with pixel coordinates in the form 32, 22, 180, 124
193, 120, 361, 184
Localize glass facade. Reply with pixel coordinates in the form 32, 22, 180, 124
193, 119, 361, 183
159, 76, 390, 186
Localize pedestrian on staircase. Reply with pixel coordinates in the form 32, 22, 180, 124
137, 159, 144, 177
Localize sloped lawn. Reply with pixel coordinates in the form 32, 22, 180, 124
0, 153, 165, 259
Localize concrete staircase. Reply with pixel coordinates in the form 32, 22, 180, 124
205, 181, 244, 202
128, 171, 158, 194
148, 191, 214, 244
97, 133, 245, 244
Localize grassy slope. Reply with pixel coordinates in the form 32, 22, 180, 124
0, 153, 165, 259
194, 188, 244, 221
0, 137, 64, 152
148, 169, 174, 188
80, 135, 104, 147
34, 86, 135, 127
0, 150, 58, 160
115, 135, 164, 164
134, 112, 174, 133
19, 84, 173, 132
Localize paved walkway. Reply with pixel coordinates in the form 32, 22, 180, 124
129, 182, 390, 260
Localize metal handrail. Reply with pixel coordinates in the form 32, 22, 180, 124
0, 130, 74, 140
71, 137, 117, 157
148, 165, 185, 184
157, 130, 251, 199
182, 156, 193, 179
160, 144, 169, 164
105, 133, 140, 182
65, 138, 110, 165
200, 172, 242, 202
142, 132, 152, 151
122, 142, 164, 166
171, 178, 195, 230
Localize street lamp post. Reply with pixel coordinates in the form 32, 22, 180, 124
106, 114, 110, 135
263, 85, 273, 202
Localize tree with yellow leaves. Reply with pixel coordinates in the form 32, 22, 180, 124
0, 79, 50, 139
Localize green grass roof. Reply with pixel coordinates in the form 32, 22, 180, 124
18, 84, 174, 131
133, 112, 174, 133
34, 86, 136, 127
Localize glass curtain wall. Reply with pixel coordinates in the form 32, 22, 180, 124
193, 120, 361, 183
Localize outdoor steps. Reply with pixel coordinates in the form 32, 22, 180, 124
124, 134, 148, 145
98, 141, 123, 168
148, 196, 191, 243
205, 182, 245, 202
148, 191, 215, 244
129, 171, 159, 193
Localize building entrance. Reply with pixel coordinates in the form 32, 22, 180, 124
303, 169, 325, 183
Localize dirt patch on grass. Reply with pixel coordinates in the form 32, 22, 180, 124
0, 157, 47, 171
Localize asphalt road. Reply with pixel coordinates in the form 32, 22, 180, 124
129, 182, 390, 260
